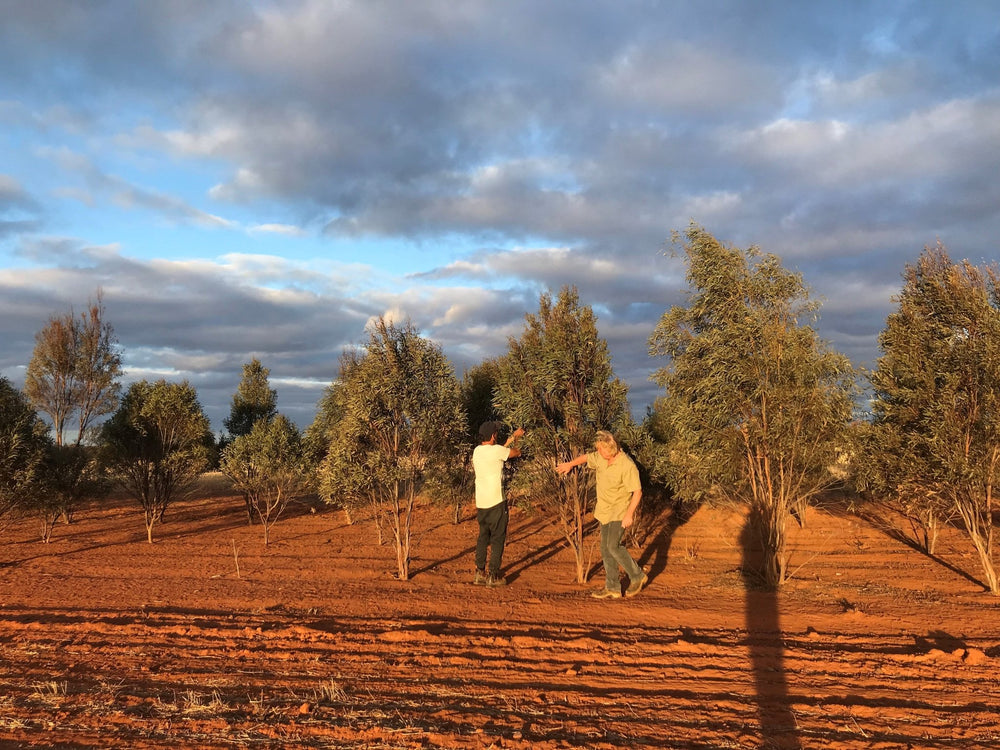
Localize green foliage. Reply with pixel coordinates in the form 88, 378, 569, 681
495, 286, 631, 583
34, 444, 107, 542
223, 358, 278, 439
100, 379, 212, 543
221, 414, 307, 545
24, 293, 122, 447
0, 377, 51, 527
304, 381, 345, 465
863, 244, 1000, 593
315, 318, 467, 580
649, 225, 855, 588
461, 359, 502, 441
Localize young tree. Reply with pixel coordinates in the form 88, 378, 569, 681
100, 380, 212, 543
462, 359, 503, 439
495, 287, 632, 584
223, 358, 279, 521
224, 358, 278, 439
307, 382, 365, 525
25, 292, 122, 446
35, 444, 106, 542
863, 244, 1000, 594
24, 294, 122, 525
221, 414, 307, 546
316, 317, 466, 580
649, 225, 855, 588
0, 378, 51, 529
434, 359, 504, 525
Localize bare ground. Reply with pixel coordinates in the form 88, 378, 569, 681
0, 474, 998, 749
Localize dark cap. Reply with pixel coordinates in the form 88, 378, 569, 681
478, 421, 500, 441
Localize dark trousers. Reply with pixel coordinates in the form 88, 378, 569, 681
600, 520, 643, 591
475, 501, 509, 577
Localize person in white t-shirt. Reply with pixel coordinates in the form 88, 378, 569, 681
472, 421, 523, 586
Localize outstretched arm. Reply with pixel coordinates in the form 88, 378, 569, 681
555, 453, 588, 476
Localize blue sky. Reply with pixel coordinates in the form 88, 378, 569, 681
2, 0, 999, 431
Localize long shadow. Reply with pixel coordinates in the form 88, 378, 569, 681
635, 497, 700, 585
408, 511, 570, 580
841, 504, 988, 591
741, 508, 801, 750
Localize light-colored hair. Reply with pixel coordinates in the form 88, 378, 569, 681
594, 430, 619, 455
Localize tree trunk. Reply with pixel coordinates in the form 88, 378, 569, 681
955, 495, 998, 595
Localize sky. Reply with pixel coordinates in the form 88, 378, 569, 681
2, 1, 999, 433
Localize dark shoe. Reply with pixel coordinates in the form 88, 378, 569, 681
625, 572, 649, 598
473, 569, 487, 586
590, 588, 622, 599
486, 574, 507, 587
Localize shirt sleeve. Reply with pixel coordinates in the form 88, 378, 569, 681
623, 457, 641, 493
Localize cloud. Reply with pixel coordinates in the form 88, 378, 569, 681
39, 147, 237, 229
0, 174, 43, 237
2, 0, 1000, 433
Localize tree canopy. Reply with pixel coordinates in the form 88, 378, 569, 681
221, 414, 307, 545
101, 379, 212, 543
0, 377, 51, 527
316, 317, 467, 580
224, 358, 278, 439
864, 244, 1000, 593
649, 225, 855, 588
495, 286, 632, 583
24, 293, 122, 447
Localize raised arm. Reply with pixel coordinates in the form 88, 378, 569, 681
504, 427, 525, 458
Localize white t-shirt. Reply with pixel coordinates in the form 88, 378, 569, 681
472, 443, 511, 509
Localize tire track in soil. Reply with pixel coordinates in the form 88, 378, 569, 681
1, 607, 998, 749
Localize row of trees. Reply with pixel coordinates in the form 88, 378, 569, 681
2, 226, 998, 593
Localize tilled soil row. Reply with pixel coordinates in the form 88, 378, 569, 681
1, 606, 998, 749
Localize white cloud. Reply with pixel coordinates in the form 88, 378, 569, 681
3, 0, 1000, 428
248, 223, 306, 236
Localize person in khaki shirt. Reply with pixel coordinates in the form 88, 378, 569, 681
556, 430, 648, 599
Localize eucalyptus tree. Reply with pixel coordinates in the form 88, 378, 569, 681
223, 358, 279, 520
431, 358, 504, 524
25, 293, 122, 447
224, 358, 278, 439
221, 414, 307, 546
649, 225, 855, 588
0, 377, 50, 530
495, 287, 631, 584
316, 317, 466, 580
37, 444, 105, 542
101, 380, 212, 543
25, 294, 121, 525
863, 244, 1000, 594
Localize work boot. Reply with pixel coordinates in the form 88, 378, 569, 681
625, 571, 649, 598
486, 573, 507, 587
473, 568, 487, 586
590, 588, 622, 599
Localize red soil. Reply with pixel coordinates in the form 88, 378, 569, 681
0, 474, 998, 749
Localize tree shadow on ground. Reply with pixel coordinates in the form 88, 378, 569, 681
635, 496, 701, 586
741, 507, 802, 750
822, 495, 989, 591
